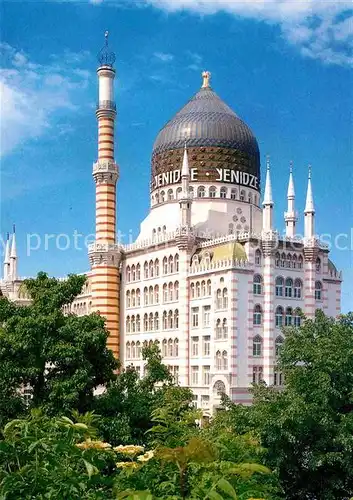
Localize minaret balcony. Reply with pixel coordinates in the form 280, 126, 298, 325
96, 100, 116, 111
93, 160, 119, 183
88, 242, 122, 267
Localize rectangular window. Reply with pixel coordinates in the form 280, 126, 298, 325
274, 371, 283, 386
203, 336, 211, 356
191, 337, 199, 357
203, 305, 211, 327
252, 366, 263, 384
192, 307, 199, 328
191, 366, 199, 385
201, 395, 210, 407
203, 366, 211, 385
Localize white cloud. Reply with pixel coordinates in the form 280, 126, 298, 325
0, 44, 92, 157
144, 0, 353, 66
154, 51, 174, 62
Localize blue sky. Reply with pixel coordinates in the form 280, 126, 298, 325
0, 0, 352, 311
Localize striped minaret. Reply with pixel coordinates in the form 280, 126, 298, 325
88, 32, 121, 358
303, 167, 318, 319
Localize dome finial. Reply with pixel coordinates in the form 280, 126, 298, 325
202, 71, 211, 89
97, 30, 116, 68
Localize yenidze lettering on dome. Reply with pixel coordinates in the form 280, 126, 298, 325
151, 167, 259, 191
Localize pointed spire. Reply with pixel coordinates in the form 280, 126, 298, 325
304, 166, 315, 213
4, 233, 10, 264
287, 161, 295, 198
263, 156, 273, 206
181, 141, 190, 177
10, 224, 17, 259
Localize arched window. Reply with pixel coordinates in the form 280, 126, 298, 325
160, 190, 165, 202
131, 290, 136, 307
285, 278, 293, 298
292, 254, 297, 269
131, 342, 136, 359
131, 315, 136, 333
174, 338, 179, 357
190, 282, 195, 299
168, 310, 173, 329
162, 339, 167, 357
131, 265, 136, 281
209, 186, 216, 198
168, 255, 174, 274
231, 188, 237, 200
174, 309, 179, 329
136, 341, 141, 359
163, 257, 168, 274
167, 189, 174, 201
222, 351, 228, 370
316, 257, 321, 272
176, 187, 182, 199
197, 186, 205, 198
298, 255, 304, 269
144, 261, 148, 279
201, 280, 206, 297
154, 285, 159, 304
136, 263, 141, 280
148, 286, 153, 305
253, 275, 262, 295
213, 380, 226, 395
285, 307, 293, 326
315, 281, 322, 300
275, 277, 284, 297
168, 282, 173, 302
275, 306, 284, 328
148, 260, 154, 278
174, 281, 179, 300
175, 254, 179, 272
255, 249, 262, 266
136, 314, 141, 332
240, 190, 245, 201
220, 187, 227, 199
166, 339, 173, 357
294, 279, 302, 299
196, 281, 201, 298
222, 318, 228, 338
143, 313, 148, 331
228, 223, 234, 235
126, 290, 131, 308
189, 186, 194, 197
126, 316, 131, 333
248, 193, 252, 204
294, 308, 302, 327
222, 288, 228, 309
207, 280, 212, 296
216, 289, 222, 309
148, 313, 153, 331
280, 252, 286, 268
143, 287, 148, 306
275, 336, 284, 357
126, 266, 131, 282
253, 305, 262, 325
253, 335, 262, 356
126, 342, 131, 359
287, 254, 292, 268
216, 351, 222, 370
155, 259, 159, 277
154, 312, 159, 331
275, 252, 281, 267
216, 319, 222, 339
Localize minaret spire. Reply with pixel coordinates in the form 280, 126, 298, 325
304, 166, 315, 239
262, 156, 274, 231
284, 162, 297, 237
3, 232, 10, 281
88, 32, 121, 359
10, 224, 17, 280
179, 141, 192, 228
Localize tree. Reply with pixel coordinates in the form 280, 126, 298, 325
0, 272, 118, 420
226, 311, 353, 500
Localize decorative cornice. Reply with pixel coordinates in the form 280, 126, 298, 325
174, 226, 196, 251
88, 242, 122, 267
93, 160, 119, 184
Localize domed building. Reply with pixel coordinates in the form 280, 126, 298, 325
1, 40, 342, 411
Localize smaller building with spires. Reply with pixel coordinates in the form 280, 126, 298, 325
0, 35, 342, 412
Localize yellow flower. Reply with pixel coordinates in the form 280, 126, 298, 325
116, 461, 139, 469
137, 450, 154, 462
113, 444, 144, 455
76, 439, 112, 450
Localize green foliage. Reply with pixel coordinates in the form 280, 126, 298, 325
224, 311, 353, 500
0, 272, 118, 419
